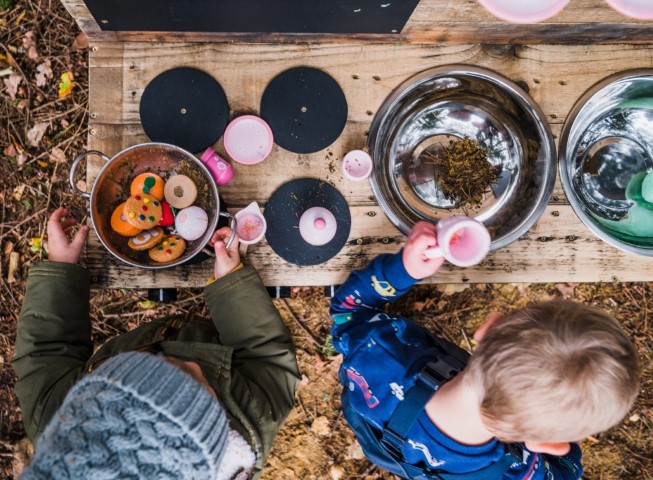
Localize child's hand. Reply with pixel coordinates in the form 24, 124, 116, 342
46, 207, 89, 264
208, 227, 241, 280
402, 221, 445, 279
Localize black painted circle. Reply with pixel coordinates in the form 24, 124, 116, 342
260, 67, 348, 154
140, 67, 229, 153
264, 178, 351, 266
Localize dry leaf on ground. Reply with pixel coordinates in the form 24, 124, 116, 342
27, 122, 49, 147
35, 60, 53, 87
3, 73, 21, 99
22, 31, 39, 61
71, 32, 89, 50
49, 147, 67, 163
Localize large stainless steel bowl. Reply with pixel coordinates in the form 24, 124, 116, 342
559, 69, 653, 256
368, 65, 556, 250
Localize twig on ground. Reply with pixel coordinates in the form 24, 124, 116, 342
280, 299, 322, 347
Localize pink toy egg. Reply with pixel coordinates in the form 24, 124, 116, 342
175, 206, 208, 241
299, 207, 337, 246
200, 147, 234, 186
477, 0, 570, 23
224, 115, 274, 165
342, 150, 373, 181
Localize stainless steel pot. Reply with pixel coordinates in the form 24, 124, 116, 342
69, 142, 236, 269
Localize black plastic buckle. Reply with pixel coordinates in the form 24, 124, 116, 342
380, 428, 405, 455
418, 356, 463, 391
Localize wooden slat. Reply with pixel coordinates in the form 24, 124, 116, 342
61, 0, 653, 44
80, 41, 653, 286
83, 205, 653, 288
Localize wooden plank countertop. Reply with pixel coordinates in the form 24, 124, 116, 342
62, 0, 653, 44
78, 41, 653, 288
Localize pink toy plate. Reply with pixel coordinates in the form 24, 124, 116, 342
477, 0, 570, 23
224, 115, 274, 165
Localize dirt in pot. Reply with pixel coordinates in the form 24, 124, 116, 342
426, 137, 501, 213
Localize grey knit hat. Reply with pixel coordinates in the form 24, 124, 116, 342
21, 351, 228, 479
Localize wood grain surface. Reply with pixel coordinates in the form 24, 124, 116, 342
62, 0, 653, 44
73, 41, 653, 287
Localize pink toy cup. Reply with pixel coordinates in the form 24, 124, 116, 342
477, 0, 570, 23
423, 216, 491, 267
200, 147, 234, 186
234, 202, 267, 245
342, 150, 373, 181
605, 0, 653, 19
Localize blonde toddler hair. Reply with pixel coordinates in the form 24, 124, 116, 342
465, 301, 639, 443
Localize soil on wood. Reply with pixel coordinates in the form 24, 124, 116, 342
0, 1, 652, 480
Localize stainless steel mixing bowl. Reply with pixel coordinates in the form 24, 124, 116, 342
559, 69, 653, 255
368, 65, 556, 249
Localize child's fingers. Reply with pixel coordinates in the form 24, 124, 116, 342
70, 225, 89, 249
225, 232, 241, 254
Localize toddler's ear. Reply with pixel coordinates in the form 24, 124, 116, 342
523, 441, 571, 456
473, 312, 504, 343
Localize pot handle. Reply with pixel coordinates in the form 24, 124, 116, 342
202, 212, 238, 258
69, 150, 111, 199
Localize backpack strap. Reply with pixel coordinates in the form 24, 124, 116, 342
380, 341, 524, 480
381, 347, 468, 455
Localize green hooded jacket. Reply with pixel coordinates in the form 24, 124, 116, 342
13, 261, 301, 478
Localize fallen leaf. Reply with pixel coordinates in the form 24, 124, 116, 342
76, 179, 87, 192
0, 67, 13, 77
15, 10, 26, 26
22, 31, 39, 61
58, 71, 75, 99
4, 144, 17, 157
3, 73, 21, 100
7, 251, 20, 284
329, 465, 345, 480
49, 147, 67, 163
310, 416, 331, 436
555, 282, 577, 299
71, 32, 89, 50
29, 237, 42, 253
37, 160, 48, 168
35, 60, 52, 87
16, 150, 28, 166
26, 122, 49, 147
12, 184, 26, 201
4, 241, 15, 256
138, 300, 156, 310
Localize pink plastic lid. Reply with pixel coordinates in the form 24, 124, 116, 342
224, 115, 274, 165
605, 0, 653, 19
477, 0, 570, 23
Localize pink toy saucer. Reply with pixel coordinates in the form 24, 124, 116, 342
224, 115, 274, 165
477, 0, 570, 23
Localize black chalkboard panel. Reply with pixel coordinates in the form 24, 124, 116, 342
83, 0, 420, 34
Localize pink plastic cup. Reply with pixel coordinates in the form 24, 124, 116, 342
423, 216, 491, 267
342, 150, 373, 182
234, 202, 267, 245
224, 115, 274, 165
605, 0, 653, 19
477, 0, 570, 23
